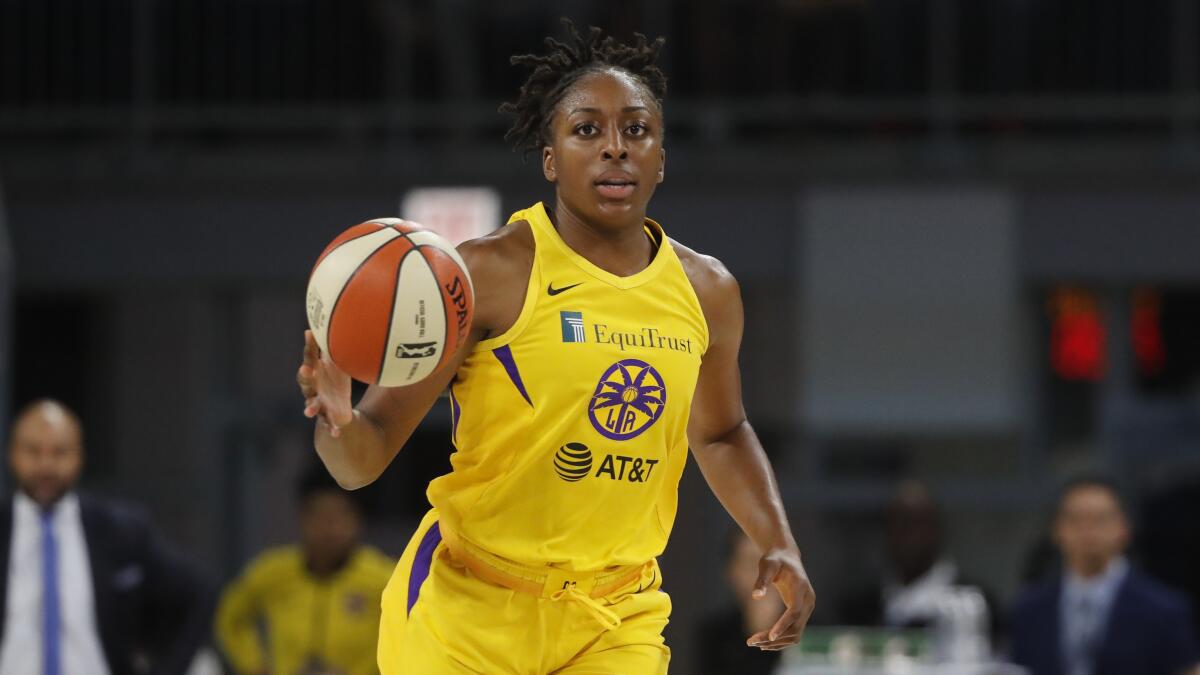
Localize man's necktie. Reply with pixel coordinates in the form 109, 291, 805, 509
41, 510, 60, 675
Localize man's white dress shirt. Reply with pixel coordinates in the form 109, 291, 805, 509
0, 492, 111, 675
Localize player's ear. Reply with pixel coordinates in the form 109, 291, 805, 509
543, 146, 557, 183
657, 147, 666, 184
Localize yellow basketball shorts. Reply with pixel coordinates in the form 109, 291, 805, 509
378, 509, 672, 674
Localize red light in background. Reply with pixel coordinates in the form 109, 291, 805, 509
1049, 288, 1106, 381
1132, 289, 1166, 377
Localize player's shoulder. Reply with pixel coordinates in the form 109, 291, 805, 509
456, 219, 535, 278
669, 238, 739, 299
456, 220, 535, 335
669, 238, 741, 339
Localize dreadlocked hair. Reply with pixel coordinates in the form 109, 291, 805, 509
499, 19, 667, 158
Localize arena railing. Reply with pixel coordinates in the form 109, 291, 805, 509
0, 0, 1197, 145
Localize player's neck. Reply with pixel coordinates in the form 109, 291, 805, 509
549, 198, 653, 277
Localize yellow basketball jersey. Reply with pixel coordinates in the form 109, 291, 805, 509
426, 202, 709, 571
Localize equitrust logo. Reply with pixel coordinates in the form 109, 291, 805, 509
560, 311, 586, 343
557, 311, 693, 354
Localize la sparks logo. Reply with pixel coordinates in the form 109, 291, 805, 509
588, 359, 667, 441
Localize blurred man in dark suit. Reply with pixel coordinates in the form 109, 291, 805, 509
1010, 475, 1200, 675
0, 399, 213, 675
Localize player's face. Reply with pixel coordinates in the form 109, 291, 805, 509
8, 406, 84, 509
300, 491, 362, 572
1054, 486, 1130, 575
543, 68, 665, 229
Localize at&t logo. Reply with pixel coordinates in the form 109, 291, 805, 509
552, 442, 660, 484
553, 442, 593, 482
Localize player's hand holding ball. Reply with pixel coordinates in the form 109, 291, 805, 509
298, 218, 475, 434
298, 329, 353, 436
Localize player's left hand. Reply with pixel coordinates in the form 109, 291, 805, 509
745, 547, 816, 651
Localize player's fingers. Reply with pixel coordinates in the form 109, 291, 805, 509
746, 629, 771, 646
756, 639, 800, 651
297, 364, 317, 391
319, 349, 346, 379
304, 397, 320, 417
299, 383, 316, 399
768, 608, 807, 641
756, 634, 803, 649
303, 330, 320, 364
752, 558, 779, 599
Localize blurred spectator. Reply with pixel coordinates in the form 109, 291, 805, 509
837, 481, 996, 634
215, 465, 392, 675
0, 399, 213, 675
1010, 475, 1200, 675
696, 529, 786, 675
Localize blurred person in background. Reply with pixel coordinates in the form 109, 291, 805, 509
0, 399, 213, 675
837, 481, 996, 633
697, 528, 787, 675
215, 464, 392, 675
1009, 475, 1200, 675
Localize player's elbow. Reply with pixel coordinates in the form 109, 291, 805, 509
331, 468, 379, 491
319, 455, 386, 490
688, 418, 751, 454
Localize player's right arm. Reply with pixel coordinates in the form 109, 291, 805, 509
297, 222, 532, 489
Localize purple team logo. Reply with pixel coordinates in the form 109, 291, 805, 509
588, 359, 667, 441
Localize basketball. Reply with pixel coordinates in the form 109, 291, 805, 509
305, 218, 474, 386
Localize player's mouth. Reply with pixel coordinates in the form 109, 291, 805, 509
594, 172, 637, 200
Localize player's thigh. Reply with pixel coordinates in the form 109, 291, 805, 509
556, 582, 672, 675
380, 605, 481, 675
382, 538, 542, 673
379, 550, 487, 675
553, 642, 670, 675
379, 511, 454, 673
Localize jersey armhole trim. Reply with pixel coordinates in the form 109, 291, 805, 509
474, 234, 541, 352
671, 238, 712, 356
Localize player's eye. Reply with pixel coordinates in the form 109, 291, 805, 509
626, 122, 648, 136
574, 123, 598, 136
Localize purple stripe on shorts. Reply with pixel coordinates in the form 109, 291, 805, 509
492, 345, 533, 406
407, 522, 442, 616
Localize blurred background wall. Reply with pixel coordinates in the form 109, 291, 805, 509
3, 0, 1200, 672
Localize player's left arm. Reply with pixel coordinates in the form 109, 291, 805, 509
684, 252, 816, 651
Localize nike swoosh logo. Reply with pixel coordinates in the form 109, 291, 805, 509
547, 282, 583, 296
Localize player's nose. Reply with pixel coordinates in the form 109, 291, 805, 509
600, 125, 628, 160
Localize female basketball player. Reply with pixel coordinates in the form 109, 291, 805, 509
297, 21, 815, 673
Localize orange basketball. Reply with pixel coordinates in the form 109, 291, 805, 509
305, 219, 474, 386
